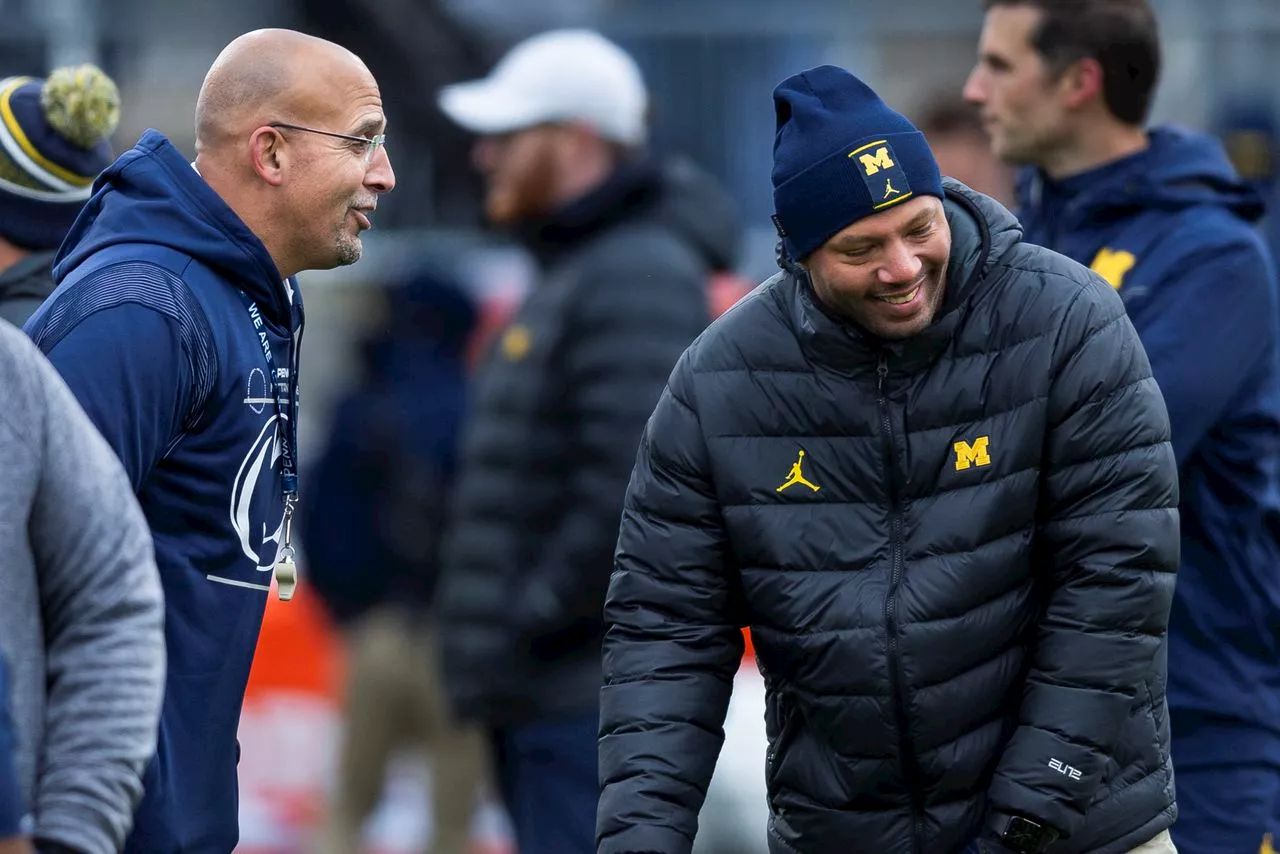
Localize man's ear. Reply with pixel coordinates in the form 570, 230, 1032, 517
249, 127, 285, 186
1059, 56, 1104, 111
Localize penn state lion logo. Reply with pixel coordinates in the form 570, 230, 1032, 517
230, 415, 286, 571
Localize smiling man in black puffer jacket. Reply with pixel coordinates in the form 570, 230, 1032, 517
598, 65, 1180, 854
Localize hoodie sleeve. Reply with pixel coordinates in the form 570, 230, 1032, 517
0, 654, 24, 841
24, 265, 211, 489
1124, 237, 1278, 466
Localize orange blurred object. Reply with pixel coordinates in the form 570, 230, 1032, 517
246, 581, 346, 695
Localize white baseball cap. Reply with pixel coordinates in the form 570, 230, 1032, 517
438, 29, 648, 147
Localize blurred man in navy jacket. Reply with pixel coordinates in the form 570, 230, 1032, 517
302, 270, 485, 854
967, 3, 1280, 852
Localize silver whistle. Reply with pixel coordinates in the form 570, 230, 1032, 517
274, 495, 299, 602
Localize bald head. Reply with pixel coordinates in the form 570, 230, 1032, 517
195, 29, 370, 151
189, 28, 393, 280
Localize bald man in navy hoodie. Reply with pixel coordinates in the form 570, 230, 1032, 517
25, 28, 395, 854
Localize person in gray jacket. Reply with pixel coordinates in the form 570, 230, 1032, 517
0, 319, 164, 854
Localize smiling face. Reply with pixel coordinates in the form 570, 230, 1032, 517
803, 194, 951, 340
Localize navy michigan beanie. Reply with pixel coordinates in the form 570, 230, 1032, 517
771, 65, 944, 262
0, 65, 119, 250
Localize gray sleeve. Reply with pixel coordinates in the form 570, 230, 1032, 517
23, 334, 165, 854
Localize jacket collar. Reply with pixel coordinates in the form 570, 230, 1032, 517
516, 158, 663, 268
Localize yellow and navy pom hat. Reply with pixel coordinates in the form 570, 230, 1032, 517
0, 64, 119, 250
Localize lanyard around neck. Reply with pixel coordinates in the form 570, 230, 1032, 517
238, 289, 301, 600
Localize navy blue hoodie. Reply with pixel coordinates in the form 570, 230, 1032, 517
300, 271, 476, 625
23, 130, 303, 853
1017, 126, 1280, 760
0, 654, 23, 839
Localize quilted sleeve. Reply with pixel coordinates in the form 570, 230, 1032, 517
597, 351, 746, 854
986, 276, 1179, 838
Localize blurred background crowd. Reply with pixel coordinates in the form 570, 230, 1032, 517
6, 0, 1280, 852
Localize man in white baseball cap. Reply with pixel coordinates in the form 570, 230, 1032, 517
436, 26, 742, 854
438, 29, 649, 225
439, 28, 646, 143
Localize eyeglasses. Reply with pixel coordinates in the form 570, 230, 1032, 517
270, 122, 386, 165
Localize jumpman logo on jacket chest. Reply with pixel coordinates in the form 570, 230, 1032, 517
776, 449, 821, 493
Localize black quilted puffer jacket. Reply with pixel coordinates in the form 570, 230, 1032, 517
598, 182, 1180, 854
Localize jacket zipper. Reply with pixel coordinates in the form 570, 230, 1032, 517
766, 691, 784, 817
877, 352, 925, 854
